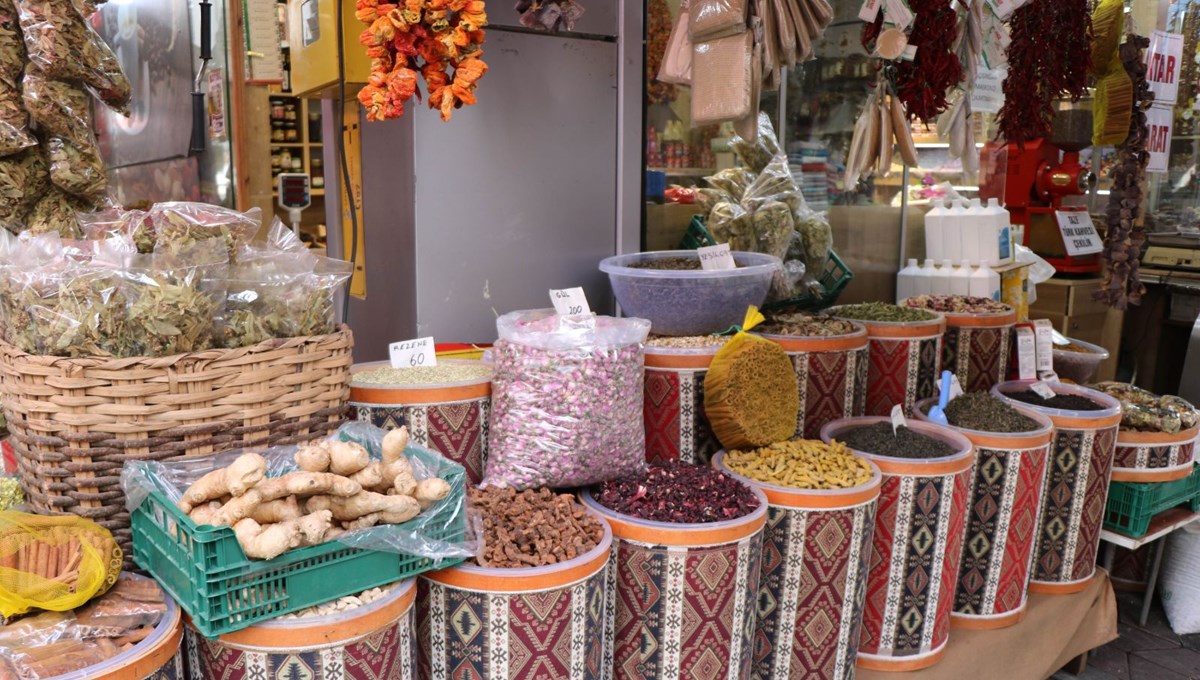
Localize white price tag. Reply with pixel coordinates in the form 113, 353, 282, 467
1016, 326, 1037, 381
1031, 382, 1057, 400
389, 337, 437, 369
882, 0, 914, 30
698, 243, 736, 271
1054, 211, 1103, 257
859, 0, 882, 23
969, 67, 1007, 114
1033, 319, 1054, 374
1146, 31, 1184, 106
550, 287, 592, 317
947, 374, 964, 402
891, 403, 907, 433
900, 44, 918, 62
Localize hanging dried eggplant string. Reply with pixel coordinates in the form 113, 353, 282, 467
861, 0, 962, 123
997, 0, 1092, 144
1096, 34, 1153, 310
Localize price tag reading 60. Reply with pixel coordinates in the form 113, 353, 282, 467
389, 337, 438, 369
550, 287, 592, 317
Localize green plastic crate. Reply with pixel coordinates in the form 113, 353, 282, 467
1103, 464, 1200, 537
132, 471, 465, 637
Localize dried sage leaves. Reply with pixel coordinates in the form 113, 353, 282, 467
46, 134, 107, 198
15, 0, 130, 111
0, 75, 35, 156
0, 148, 48, 226
22, 66, 93, 147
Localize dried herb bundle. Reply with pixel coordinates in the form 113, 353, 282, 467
25, 187, 92, 237
0, 0, 25, 83
15, 0, 130, 111
1096, 35, 1153, 310
46, 134, 107, 198
21, 67, 94, 147
149, 203, 260, 262
0, 76, 34, 156
0, 148, 48, 226
121, 242, 228, 357
218, 256, 350, 349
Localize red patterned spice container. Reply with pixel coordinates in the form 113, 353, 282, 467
417, 520, 612, 680
87, 582, 183, 680
828, 308, 945, 417
186, 579, 417, 680
915, 398, 1053, 629
643, 345, 722, 464
1111, 425, 1199, 482
712, 451, 881, 680
581, 487, 768, 680
992, 381, 1122, 595
350, 360, 492, 484
820, 417, 974, 672
757, 325, 870, 439
935, 307, 1016, 393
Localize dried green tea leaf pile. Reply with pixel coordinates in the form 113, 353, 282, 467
0, 0, 128, 236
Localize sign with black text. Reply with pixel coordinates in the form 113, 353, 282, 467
1146, 31, 1184, 106
1054, 211, 1103, 257
698, 243, 736, 271
1147, 102, 1173, 174
550, 287, 592, 317
389, 337, 437, 369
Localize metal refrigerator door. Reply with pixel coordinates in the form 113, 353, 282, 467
411, 30, 618, 342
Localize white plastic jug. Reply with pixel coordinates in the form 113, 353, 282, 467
925, 200, 947, 262
950, 260, 972, 296
896, 258, 920, 303
914, 259, 935, 296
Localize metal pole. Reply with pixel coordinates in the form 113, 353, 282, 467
899, 164, 911, 270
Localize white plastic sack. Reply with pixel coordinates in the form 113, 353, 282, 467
1161, 521, 1200, 635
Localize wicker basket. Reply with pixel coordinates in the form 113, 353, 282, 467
0, 326, 353, 559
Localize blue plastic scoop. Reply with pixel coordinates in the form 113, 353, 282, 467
928, 371, 952, 426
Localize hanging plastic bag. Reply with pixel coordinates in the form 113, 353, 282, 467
730, 112, 782, 173
658, 0, 693, 85
0, 511, 123, 620
0, 76, 35, 156
691, 30, 753, 125
793, 199, 832, 290
46, 134, 108, 199
15, 0, 130, 112
485, 309, 650, 490
689, 0, 748, 41
0, 0, 24, 83
0, 148, 48, 228
21, 67, 94, 148
708, 201, 755, 251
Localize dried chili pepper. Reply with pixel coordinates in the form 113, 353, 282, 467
861, 0, 962, 123
1096, 35, 1153, 310
997, 0, 1092, 144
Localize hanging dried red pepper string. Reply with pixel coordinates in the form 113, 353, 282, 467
997, 0, 1092, 144
861, 0, 962, 123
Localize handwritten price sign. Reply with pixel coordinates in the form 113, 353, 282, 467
389, 337, 437, 369
550, 287, 592, 317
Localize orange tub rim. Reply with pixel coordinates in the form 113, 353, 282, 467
1111, 463, 1195, 483
913, 396, 1055, 450
91, 587, 182, 680
1117, 424, 1200, 446
644, 343, 723, 369
712, 449, 883, 509
754, 323, 870, 353
991, 381, 1123, 430
855, 642, 948, 672
350, 359, 493, 404
820, 416, 976, 475
581, 486, 769, 548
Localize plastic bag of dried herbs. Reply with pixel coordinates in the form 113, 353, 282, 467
24, 187, 105, 238
116, 239, 229, 357
705, 167, 755, 201
729, 112, 781, 174
0, 77, 35, 157
21, 68, 95, 148
0, 148, 49, 229
15, 0, 130, 112
0, 0, 25, 83
148, 202, 261, 262
791, 198, 832, 292
46, 134, 107, 198
76, 206, 151, 250
708, 201, 755, 251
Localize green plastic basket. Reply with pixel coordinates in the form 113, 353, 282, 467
677, 215, 853, 313
1103, 464, 1200, 537
131, 468, 465, 637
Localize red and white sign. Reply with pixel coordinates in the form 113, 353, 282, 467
1146, 30, 1184, 106
1147, 102, 1174, 174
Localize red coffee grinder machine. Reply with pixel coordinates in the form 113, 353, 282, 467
980, 102, 1099, 273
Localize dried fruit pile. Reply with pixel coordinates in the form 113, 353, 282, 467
903, 295, 1012, 315
592, 462, 760, 524
725, 440, 874, 490
355, 0, 489, 122
469, 486, 605, 568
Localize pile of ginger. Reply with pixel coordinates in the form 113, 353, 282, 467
176, 427, 451, 560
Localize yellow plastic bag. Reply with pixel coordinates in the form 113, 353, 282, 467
0, 512, 122, 619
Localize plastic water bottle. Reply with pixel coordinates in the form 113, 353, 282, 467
925, 200, 947, 262
951, 260, 972, 295
896, 258, 920, 302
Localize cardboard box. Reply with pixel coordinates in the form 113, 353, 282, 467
830, 205, 927, 305
645, 203, 701, 251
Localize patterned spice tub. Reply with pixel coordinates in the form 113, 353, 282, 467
83, 584, 184, 680
914, 397, 1053, 629
349, 360, 492, 484
757, 325, 870, 439
186, 580, 417, 680
933, 307, 1015, 393
644, 345, 722, 464
827, 308, 946, 417
1111, 425, 1199, 482
992, 382, 1123, 595
581, 487, 768, 680
820, 417, 974, 672
712, 451, 881, 680
416, 519, 613, 680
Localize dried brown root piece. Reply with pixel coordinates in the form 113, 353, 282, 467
232, 510, 333, 560
178, 453, 266, 514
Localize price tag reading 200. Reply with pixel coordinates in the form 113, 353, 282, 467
389, 337, 437, 369
550, 287, 592, 317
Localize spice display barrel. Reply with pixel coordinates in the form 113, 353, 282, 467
581, 488, 768, 680
0, 328, 352, 563
935, 308, 1016, 393
827, 310, 945, 417
643, 346, 721, 465
416, 520, 613, 680
712, 451, 882, 680
915, 398, 1053, 629
186, 580, 417, 680
1111, 426, 1199, 482
820, 417, 974, 672
758, 326, 870, 439
349, 360, 491, 485
992, 381, 1123, 594
73, 584, 184, 680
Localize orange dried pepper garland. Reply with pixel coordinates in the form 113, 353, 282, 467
355, 0, 489, 122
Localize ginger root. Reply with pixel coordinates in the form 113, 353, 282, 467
178, 453, 267, 513
349, 462, 384, 489
233, 510, 334, 559
382, 427, 409, 465
413, 478, 451, 510
297, 510, 333, 546
294, 441, 332, 473
254, 472, 361, 502
343, 513, 382, 531
306, 491, 420, 524
380, 427, 418, 495
188, 501, 224, 526
328, 441, 370, 476
214, 489, 263, 526
249, 496, 302, 524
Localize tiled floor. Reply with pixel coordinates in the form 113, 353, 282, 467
1052, 590, 1200, 680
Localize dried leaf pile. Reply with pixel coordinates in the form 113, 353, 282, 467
355, 0, 489, 122
0, 0, 128, 236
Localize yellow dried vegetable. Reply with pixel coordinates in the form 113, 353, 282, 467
725, 439, 874, 490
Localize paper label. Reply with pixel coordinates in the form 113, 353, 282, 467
389, 336, 437, 369
1031, 382, 1057, 399
970, 67, 1007, 114
1054, 211, 1103, 257
1146, 30, 1184, 106
948, 374, 964, 401
882, 0, 914, 30
985, 0, 1029, 20
1016, 326, 1037, 381
1033, 319, 1054, 374
891, 403, 907, 433
981, 17, 1008, 69
1040, 370, 1060, 383
550, 287, 592, 317
859, 0, 882, 22
1147, 102, 1174, 174
698, 243, 736, 271
901, 44, 918, 61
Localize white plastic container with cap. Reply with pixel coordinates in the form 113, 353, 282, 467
925, 200, 947, 262
914, 259, 935, 296
896, 259, 920, 302
931, 260, 954, 295
961, 198, 985, 265
944, 201, 965, 263
950, 260, 972, 295
969, 261, 1001, 300
984, 198, 1013, 266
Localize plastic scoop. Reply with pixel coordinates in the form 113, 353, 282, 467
1051, 329, 1070, 346
928, 371, 952, 426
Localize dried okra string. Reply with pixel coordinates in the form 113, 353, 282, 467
592, 462, 760, 524
469, 487, 605, 568
725, 440, 875, 490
